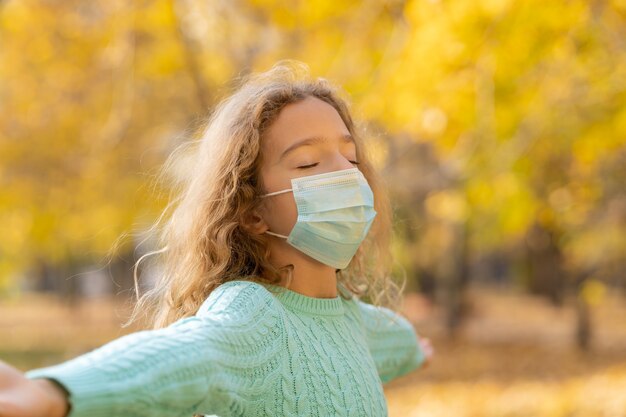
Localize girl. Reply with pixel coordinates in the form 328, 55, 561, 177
0, 60, 434, 417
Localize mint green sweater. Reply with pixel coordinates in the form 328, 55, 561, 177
25, 280, 425, 417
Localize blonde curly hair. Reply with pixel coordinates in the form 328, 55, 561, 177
125, 60, 404, 329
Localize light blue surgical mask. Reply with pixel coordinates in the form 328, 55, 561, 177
260, 167, 377, 269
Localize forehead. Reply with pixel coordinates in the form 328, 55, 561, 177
261, 96, 350, 159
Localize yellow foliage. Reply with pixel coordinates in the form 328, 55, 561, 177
388, 365, 626, 417
425, 189, 468, 223
579, 278, 607, 307
1, 0, 625, 285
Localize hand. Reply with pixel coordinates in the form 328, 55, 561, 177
0, 360, 69, 417
418, 337, 434, 368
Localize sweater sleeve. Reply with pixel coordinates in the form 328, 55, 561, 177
24, 280, 283, 417
356, 300, 425, 384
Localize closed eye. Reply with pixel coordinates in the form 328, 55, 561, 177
297, 161, 360, 169
297, 163, 319, 169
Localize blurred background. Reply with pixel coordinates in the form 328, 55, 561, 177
1, 0, 626, 415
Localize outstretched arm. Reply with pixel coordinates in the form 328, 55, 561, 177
356, 300, 434, 384
8, 315, 233, 417
1, 280, 283, 417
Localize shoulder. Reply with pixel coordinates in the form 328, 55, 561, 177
354, 298, 415, 336
187, 280, 284, 348
196, 279, 281, 321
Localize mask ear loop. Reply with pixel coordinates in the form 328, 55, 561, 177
259, 188, 293, 239
260, 188, 292, 198
265, 230, 289, 239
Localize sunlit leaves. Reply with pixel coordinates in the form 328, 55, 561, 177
362, 0, 626, 276
0, 0, 624, 290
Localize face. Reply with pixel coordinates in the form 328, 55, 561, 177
254, 96, 360, 260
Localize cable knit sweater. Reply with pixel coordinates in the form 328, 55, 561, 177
25, 279, 425, 417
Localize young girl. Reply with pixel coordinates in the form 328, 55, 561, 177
0, 60, 433, 417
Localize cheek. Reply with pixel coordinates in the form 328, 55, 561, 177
264, 194, 299, 233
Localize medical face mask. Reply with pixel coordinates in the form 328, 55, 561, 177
260, 167, 377, 269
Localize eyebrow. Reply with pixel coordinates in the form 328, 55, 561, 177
278, 133, 355, 163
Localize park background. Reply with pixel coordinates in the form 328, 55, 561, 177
1, 0, 626, 415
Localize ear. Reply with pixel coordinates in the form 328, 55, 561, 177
241, 208, 269, 235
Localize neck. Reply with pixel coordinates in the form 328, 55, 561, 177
266, 240, 338, 298
283, 263, 338, 299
